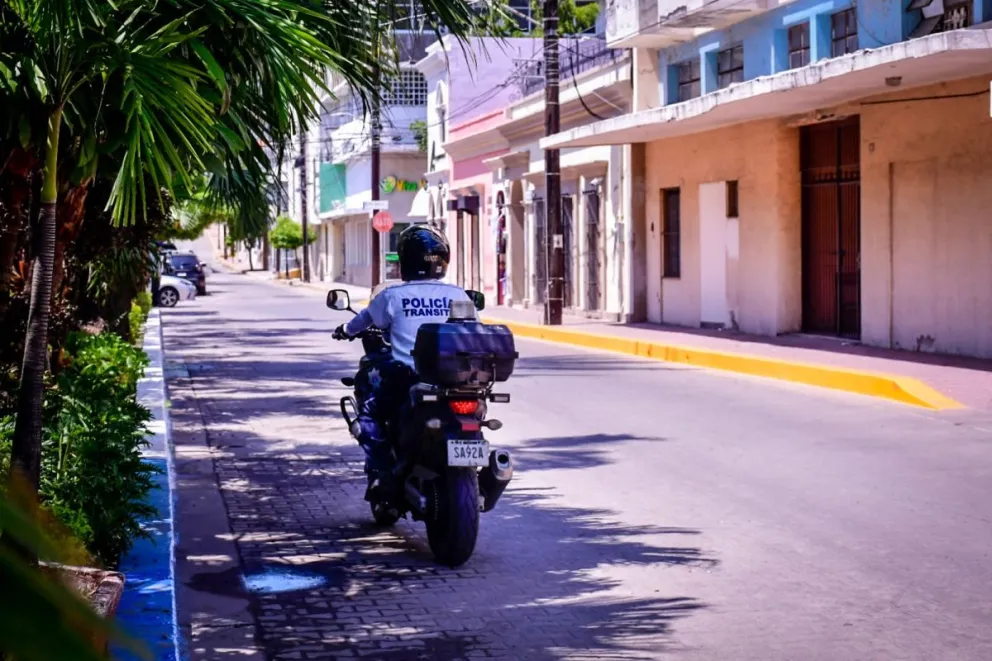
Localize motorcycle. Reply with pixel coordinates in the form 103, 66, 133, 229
327, 285, 518, 567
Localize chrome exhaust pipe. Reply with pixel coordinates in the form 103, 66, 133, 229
479, 449, 513, 513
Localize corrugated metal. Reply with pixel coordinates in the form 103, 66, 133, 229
801, 117, 861, 337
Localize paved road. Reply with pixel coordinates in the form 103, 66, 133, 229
166, 260, 992, 661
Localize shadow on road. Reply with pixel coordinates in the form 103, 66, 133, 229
166, 285, 716, 660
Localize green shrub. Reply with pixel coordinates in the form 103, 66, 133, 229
128, 291, 154, 345
0, 332, 158, 568
0, 418, 11, 483
135, 290, 153, 316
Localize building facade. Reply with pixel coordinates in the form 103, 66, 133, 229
442, 38, 633, 316
545, 0, 992, 356
416, 36, 548, 293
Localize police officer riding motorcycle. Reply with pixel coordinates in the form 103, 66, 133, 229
328, 224, 517, 566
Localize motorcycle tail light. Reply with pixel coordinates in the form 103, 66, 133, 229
448, 399, 479, 416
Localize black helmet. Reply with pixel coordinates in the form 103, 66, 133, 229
397, 224, 449, 281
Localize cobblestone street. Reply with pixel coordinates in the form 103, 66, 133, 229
167, 267, 992, 661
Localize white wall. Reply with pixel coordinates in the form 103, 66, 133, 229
861, 76, 992, 357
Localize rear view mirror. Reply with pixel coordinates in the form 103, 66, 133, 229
327, 289, 351, 311
466, 290, 485, 311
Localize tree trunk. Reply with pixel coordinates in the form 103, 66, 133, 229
10, 107, 62, 504
262, 232, 270, 271
247, 243, 254, 271
51, 185, 90, 302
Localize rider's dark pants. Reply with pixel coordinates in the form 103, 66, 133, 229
355, 360, 416, 472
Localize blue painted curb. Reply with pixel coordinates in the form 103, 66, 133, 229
112, 310, 181, 661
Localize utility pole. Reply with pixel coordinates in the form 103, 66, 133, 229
543, 0, 563, 325
370, 57, 382, 288
298, 129, 311, 282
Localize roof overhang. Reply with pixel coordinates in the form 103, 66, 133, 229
483, 149, 531, 172
318, 207, 367, 222
543, 29, 992, 149
523, 156, 610, 183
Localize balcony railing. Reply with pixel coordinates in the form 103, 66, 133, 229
516, 39, 627, 98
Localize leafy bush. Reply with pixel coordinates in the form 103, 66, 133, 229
410, 120, 428, 153
0, 332, 158, 568
269, 215, 314, 251
135, 291, 153, 316
128, 291, 153, 345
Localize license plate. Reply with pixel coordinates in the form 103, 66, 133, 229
176, 272, 188, 277
447, 439, 489, 467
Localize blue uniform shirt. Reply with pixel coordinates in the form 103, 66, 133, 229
345, 280, 472, 368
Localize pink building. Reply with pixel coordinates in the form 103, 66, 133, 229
415, 36, 542, 300
444, 110, 510, 303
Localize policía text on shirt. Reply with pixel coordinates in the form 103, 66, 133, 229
401, 296, 451, 317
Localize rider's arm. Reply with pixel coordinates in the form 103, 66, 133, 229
344, 293, 391, 336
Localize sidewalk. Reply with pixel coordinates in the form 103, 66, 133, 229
482, 306, 992, 412
210, 247, 991, 411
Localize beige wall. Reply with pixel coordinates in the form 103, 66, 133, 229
861, 76, 992, 357
644, 120, 802, 335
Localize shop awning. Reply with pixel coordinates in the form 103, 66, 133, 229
408, 186, 430, 219
541, 29, 992, 150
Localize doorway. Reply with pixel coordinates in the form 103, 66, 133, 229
495, 192, 507, 305
800, 116, 861, 338
533, 197, 547, 304
561, 195, 575, 309
583, 188, 602, 311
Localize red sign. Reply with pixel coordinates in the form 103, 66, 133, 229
372, 210, 394, 233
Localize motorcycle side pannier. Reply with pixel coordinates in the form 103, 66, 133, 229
414, 321, 517, 387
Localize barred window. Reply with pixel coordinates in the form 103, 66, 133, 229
677, 59, 701, 102
717, 45, 744, 89
788, 23, 810, 69
831, 9, 858, 56
383, 70, 428, 106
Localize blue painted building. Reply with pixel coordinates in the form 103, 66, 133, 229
544, 0, 992, 358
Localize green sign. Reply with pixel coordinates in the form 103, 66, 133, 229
319, 163, 346, 213
380, 175, 426, 194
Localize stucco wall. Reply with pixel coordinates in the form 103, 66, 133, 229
644, 119, 801, 334
860, 76, 992, 357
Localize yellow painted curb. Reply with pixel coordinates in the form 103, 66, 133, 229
482, 318, 965, 411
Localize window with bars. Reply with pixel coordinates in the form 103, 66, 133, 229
908, 0, 972, 37
662, 188, 681, 279
717, 45, 744, 89
382, 70, 428, 106
831, 9, 858, 56
788, 23, 811, 68
677, 59, 701, 102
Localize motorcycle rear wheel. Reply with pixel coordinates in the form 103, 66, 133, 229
426, 468, 480, 567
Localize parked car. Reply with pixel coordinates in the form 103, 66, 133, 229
165, 251, 207, 295
157, 274, 197, 307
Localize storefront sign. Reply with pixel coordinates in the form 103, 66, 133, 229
380, 175, 427, 194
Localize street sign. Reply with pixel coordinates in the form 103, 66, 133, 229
372, 210, 394, 233
364, 200, 389, 211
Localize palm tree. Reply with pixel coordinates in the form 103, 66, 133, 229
4, 0, 219, 501
3, 0, 500, 505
